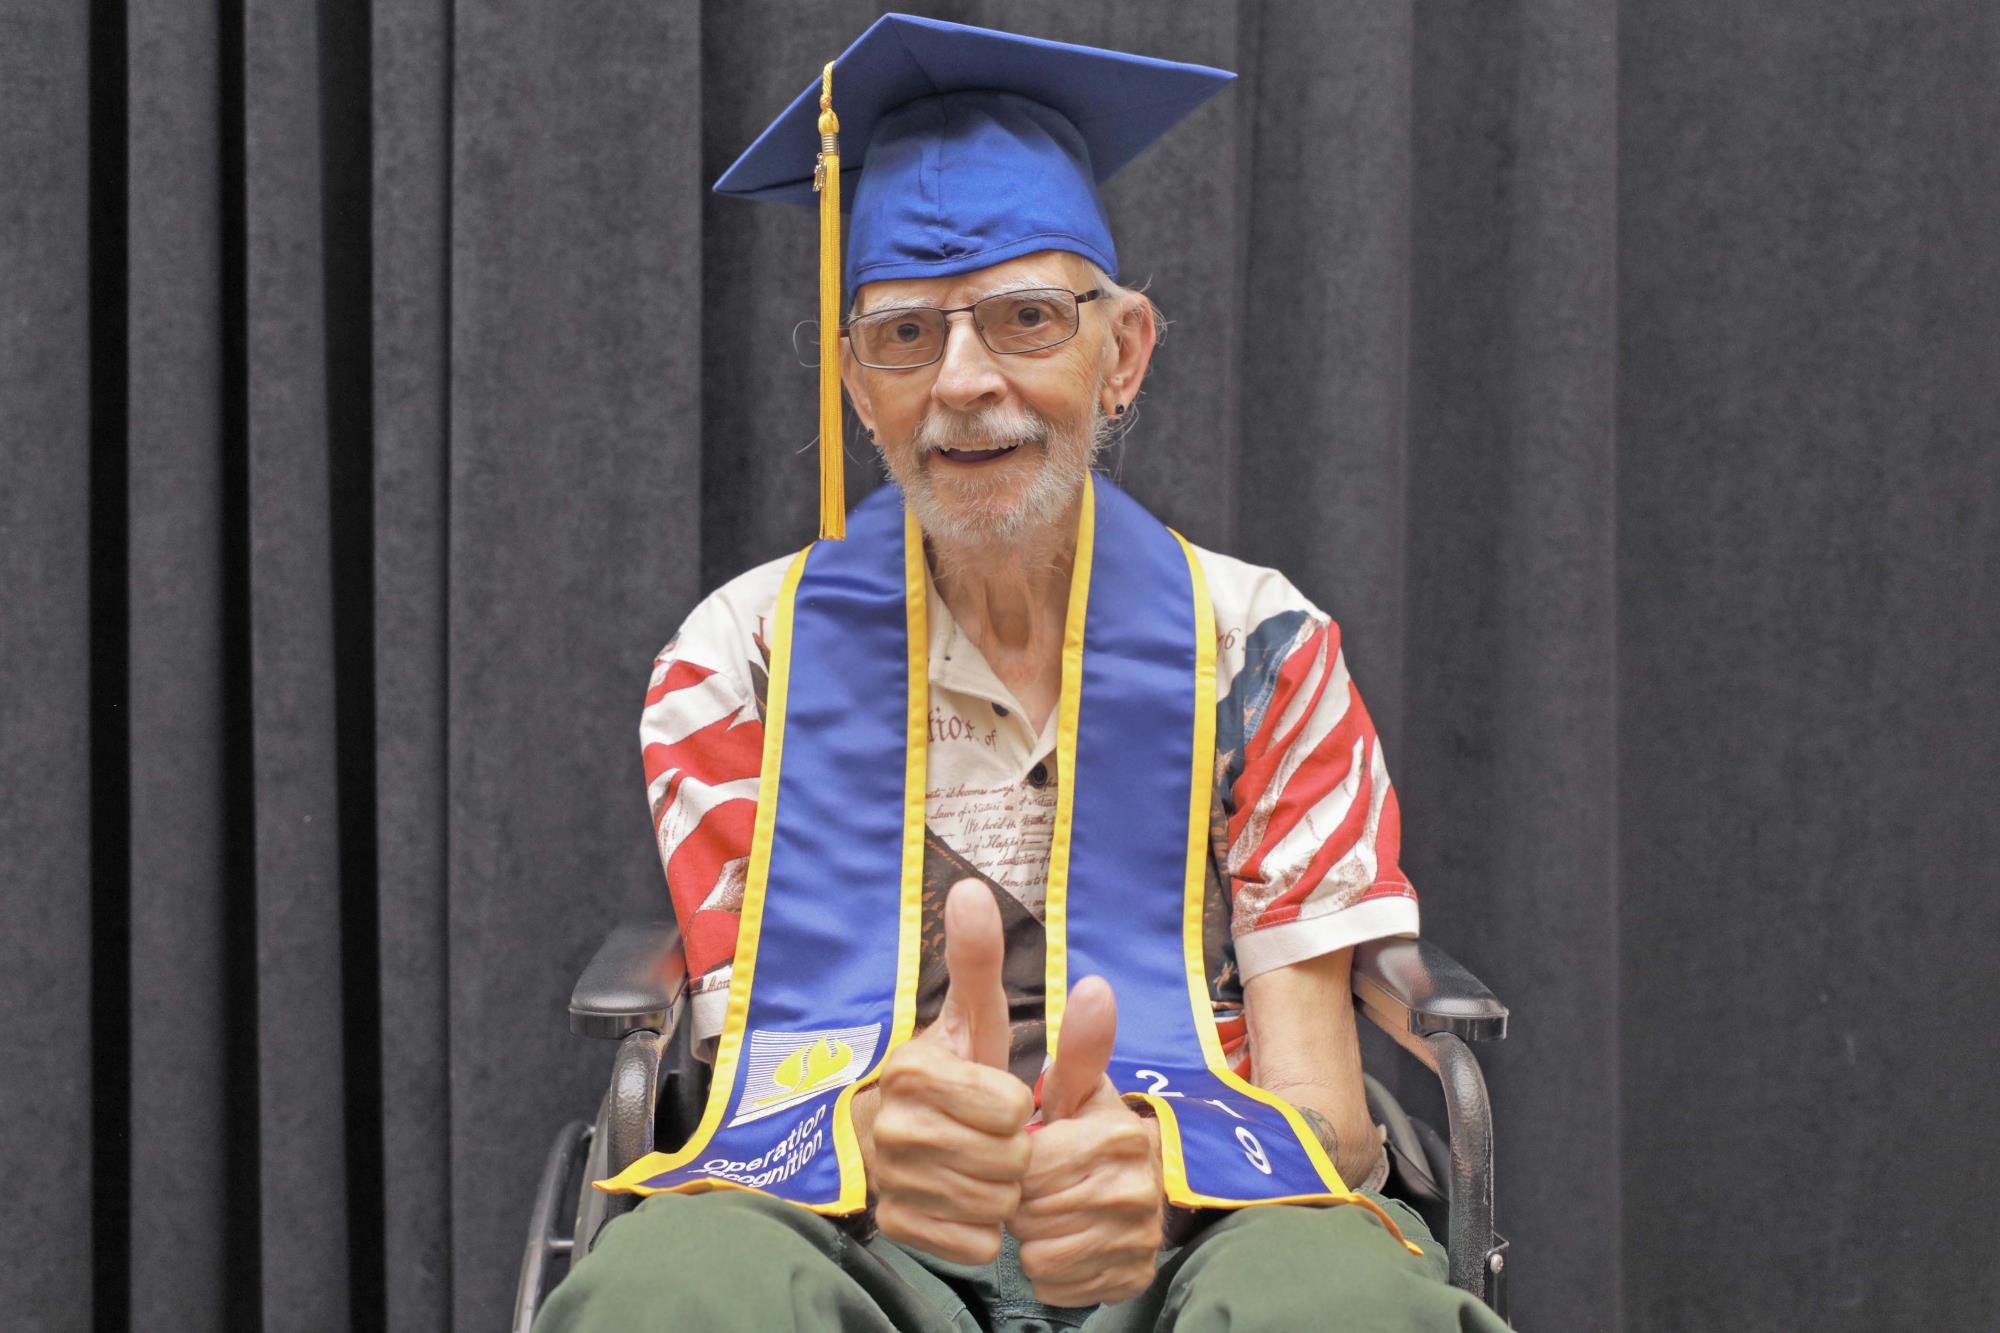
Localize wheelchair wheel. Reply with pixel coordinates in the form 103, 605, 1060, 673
513, 1118, 592, 1333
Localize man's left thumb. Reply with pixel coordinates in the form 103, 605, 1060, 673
1041, 975, 1117, 1122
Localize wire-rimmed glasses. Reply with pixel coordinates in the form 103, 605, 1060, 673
842, 287, 1102, 370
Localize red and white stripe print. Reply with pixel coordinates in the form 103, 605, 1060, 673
641, 649, 765, 978
1226, 619, 1409, 934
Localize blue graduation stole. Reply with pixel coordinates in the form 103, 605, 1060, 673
598, 476, 1414, 1250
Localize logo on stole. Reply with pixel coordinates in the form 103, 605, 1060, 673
727, 1023, 882, 1127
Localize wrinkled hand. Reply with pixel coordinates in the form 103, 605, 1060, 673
871, 879, 1035, 1264
1009, 976, 1165, 1307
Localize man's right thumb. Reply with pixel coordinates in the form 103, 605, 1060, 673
936, 878, 1010, 1069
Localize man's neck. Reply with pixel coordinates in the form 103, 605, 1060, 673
927, 494, 1080, 734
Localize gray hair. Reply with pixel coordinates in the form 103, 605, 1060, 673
1082, 262, 1168, 346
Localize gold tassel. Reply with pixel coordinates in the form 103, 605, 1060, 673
814, 61, 846, 541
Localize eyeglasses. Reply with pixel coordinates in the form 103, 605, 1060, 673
842, 287, 1102, 370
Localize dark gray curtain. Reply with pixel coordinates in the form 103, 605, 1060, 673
4, 1, 1994, 1328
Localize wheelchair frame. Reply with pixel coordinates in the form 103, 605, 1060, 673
513, 924, 1510, 1330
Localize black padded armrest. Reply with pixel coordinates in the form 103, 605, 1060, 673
1351, 937, 1508, 1043
569, 920, 688, 1039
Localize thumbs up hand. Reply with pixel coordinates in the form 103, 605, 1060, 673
1009, 976, 1165, 1308
926, 875, 1015, 1071
869, 880, 1035, 1265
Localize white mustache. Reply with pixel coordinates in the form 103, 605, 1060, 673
912, 407, 1046, 455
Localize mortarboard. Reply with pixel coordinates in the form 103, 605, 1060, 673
715, 13, 1234, 540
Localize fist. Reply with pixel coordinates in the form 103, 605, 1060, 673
1009, 976, 1164, 1307
871, 880, 1034, 1264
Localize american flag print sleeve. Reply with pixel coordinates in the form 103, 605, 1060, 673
1200, 549, 1419, 981
638, 555, 791, 986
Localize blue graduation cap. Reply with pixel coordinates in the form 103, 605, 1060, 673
715, 13, 1234, 540
716, 14, 1235, 288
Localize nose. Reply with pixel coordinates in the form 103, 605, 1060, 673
929, 311, 1007, 414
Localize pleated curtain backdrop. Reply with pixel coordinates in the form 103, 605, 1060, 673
4, 1, 1995, 1329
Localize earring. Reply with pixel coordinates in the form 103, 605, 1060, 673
1113, 403, 1127, 416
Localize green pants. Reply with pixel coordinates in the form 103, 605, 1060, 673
534, 1189, 1507, 1332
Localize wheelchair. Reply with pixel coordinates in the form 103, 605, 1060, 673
513, 923, 1512, 1330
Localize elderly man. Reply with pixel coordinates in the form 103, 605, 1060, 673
537, 16, 1506, 1333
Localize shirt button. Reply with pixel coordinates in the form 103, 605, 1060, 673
1026, 762, 1049, 788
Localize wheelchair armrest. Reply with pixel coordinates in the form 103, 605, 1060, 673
1351, 937, 1508, 1044
1353, 938, 1510, 1308
569, 920, 688, 1039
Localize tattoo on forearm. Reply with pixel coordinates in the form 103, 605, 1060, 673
1297, 1107, 1342, 1163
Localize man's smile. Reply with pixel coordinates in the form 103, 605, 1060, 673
932, 442, 1022, 465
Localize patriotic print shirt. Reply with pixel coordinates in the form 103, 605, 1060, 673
643, 542, 1419, 1087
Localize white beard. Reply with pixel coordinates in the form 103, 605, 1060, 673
892, 399, 1111, 550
